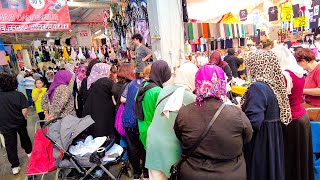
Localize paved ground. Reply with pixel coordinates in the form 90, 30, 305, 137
0, 108, 133, 180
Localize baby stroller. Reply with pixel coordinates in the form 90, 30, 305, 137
25, 115, 131, 180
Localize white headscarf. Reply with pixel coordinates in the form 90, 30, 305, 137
162, 62, 198, 118
174, 62, 198, 92
271, 44, 305, 94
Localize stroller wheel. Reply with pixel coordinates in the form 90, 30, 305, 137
55, 169, 65, 180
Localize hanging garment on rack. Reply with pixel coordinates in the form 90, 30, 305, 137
13, 44, 22, 52
233, 38, 239, 48
0, 40, 5, 51
197, 23, 203, 37
4, 46, 12, 54
202, 23, 209, 38
219, 24, 225, 38
193, 23, 199, 40
216, 23, 221, 38
226, 24, 231, 38
55, 39, 61, 46
225, 39, 233, 49
240, 38, 245, 46
188, 23, 194, 40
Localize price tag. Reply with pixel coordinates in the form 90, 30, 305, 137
293, 16, 308, 28
29, 0, 45, 9
282, 2, 293, 21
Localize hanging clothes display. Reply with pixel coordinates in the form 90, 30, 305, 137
268, 6, 279, 22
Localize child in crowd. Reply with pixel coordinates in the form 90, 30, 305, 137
32, 79, 47, 127
23, 71, 35, 106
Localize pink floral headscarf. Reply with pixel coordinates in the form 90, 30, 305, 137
87, 63, 111, 90
195, 64, 227, 105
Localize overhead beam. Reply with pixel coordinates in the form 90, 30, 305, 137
68, 1, 111, 9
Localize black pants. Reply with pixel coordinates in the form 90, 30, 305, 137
38, 112, 45, 127
125, 127, 148, 175
2, 127, 32, 168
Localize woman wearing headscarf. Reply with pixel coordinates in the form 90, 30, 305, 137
73, 64, 87, 117
42, 70, 76, 120
82, 63, 114, 138
121, 66, 149, 180
271, 45, 314, 180
78, 59, 99, 114
224, 48, 243, 78
135, 60, 171, 149
173, 64, 253, 180
241, 51, 291, 180
209, 51, 232, 82
145, 62, 198, 180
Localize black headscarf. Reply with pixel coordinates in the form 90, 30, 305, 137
149, 60, 171, 88
135, 60, 171, 120
227, 48, 235, 56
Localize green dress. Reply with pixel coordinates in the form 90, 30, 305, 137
145, 85, 196, 177
138, 82, 162, 149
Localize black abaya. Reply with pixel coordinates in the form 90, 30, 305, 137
282, 114, 314, 180
83, 77, 115, 138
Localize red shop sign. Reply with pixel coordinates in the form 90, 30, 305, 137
0, 0, 71, 33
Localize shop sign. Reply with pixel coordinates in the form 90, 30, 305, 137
0, 0, 71, 33
293, 16, 308, 28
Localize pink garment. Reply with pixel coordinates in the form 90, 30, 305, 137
285, 70, 306, 120
0, 51, 8, 65
25, 129, 56, 175
305, 64, 320, 106
87, 63, 111, 90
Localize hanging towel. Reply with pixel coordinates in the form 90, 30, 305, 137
233, 24, 239, 38
223, 24, 227, 38
226, 24, 231, 38
197, 23, 203, 37
241, 24, 246, 38
188, 23, 194, 40
213, 23, 218, 39
202, 23, 209, 38
217, 23, 222, 38
193, 23, 199, 40
209, 23, 215, 38
220, 24, 225, 38
236, 24, 240, 38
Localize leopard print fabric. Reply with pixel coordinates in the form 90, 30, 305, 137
241, 50, 292, 125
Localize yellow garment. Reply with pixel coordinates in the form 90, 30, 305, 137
32, 88, 47, 113
231, 86, 247, 96
62, 47, 69, 60
13, 44, 23, 52
5, 56, 10, 62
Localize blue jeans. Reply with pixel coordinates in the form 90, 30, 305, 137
25, 89, 33, 106
120, 136, 128, 161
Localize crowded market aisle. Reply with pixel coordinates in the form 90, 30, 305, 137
0, 107, 132, 180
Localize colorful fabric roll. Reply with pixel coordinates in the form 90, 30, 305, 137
197, 23, 203, 37
202, 23, 209, 38
193, 23, 199, 40
188, 23, 194, 40
217, 23, 223, 38
241, 24, 245, 38
226, 24, 231, 38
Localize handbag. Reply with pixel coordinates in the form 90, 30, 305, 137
169, 103, 226, 180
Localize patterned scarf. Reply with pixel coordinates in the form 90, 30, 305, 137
87, 63, 111, 90
195, 64, 227, 105
241, 50, 292, 125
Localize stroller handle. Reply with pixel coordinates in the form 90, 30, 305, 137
41, 117, 62, 141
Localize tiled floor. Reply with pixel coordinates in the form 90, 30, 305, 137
0, 108, 133, 180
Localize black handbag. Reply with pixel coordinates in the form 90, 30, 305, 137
169, 103, 226, 180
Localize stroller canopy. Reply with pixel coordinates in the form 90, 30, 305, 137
48, 115, 94, 150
